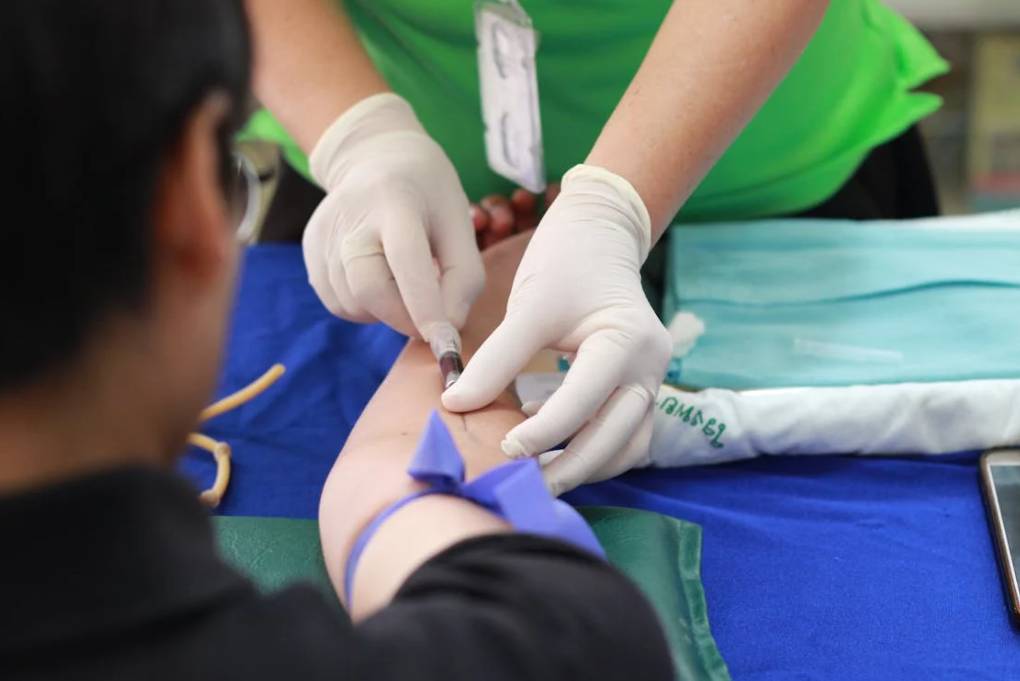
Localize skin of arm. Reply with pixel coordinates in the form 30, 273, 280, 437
244, 0, 390, 152
586, 0, 829, 238
319, 233, 538, 619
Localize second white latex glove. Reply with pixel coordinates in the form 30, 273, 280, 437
442, 164, 673, 495
303, 93, 485, 339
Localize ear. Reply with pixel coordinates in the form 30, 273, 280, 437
151, 92, 234, 284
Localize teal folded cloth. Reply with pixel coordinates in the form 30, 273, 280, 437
665, 211, 1020, 389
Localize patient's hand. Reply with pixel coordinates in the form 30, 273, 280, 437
471, 184, 560, 250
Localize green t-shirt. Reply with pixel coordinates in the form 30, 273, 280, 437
244, 0, 947, 221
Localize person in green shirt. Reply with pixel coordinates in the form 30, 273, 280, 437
244, 0, 947, 495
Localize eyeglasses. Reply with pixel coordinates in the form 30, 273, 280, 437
229, 151, 262, 242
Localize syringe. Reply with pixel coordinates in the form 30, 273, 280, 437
427, 322, 464, 391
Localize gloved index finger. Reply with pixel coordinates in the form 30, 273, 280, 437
500, 331, 629, 459
441, 314, 548, 413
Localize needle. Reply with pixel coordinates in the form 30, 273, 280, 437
427, 323, 464, 391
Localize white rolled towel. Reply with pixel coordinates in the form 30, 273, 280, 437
515, 373, 1020, 467
648, 379, 1020, 467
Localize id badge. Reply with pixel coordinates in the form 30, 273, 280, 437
475, 1, 546, 193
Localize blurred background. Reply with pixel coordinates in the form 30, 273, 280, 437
892, 0, 1020, 213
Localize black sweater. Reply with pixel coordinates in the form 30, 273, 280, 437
0, 468, 673, 681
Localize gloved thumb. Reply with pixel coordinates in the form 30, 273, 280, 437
442, 315, 545, 412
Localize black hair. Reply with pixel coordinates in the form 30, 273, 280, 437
0, 0, 251, 391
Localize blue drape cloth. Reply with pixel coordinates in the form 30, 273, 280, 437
182, 245, 1020, 680
665, 212, 1020, 389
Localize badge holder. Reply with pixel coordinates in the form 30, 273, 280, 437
475, 0, 546, 193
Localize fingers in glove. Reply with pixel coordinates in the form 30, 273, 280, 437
499, 331, 630, 459
437, 259, 485, 329
304, 242, 346, 317
587, 406, 655, 482
343, 252, 418, 336
442, 313, 550, 412
433, 201, 486, 329
377, 204, 449, 338
303, 198, 374, 322
541, 385, 655, 496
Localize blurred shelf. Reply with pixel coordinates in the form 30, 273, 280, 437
886, 0, 1020, 30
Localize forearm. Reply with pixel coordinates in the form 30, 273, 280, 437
320, 234, 533, 618
321, 345, 521, 618
587, 0, 828, 238
245, 0, 389, 151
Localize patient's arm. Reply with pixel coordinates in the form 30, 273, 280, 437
318, 231, 675, 681
319, 231, 538, 618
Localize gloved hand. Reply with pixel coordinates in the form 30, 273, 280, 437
303, 93, 485, 340
442, 164, 673, 495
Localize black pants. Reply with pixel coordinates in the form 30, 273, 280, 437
793, 125, 939, 220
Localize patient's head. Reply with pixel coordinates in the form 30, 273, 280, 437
0, 1, 251, 479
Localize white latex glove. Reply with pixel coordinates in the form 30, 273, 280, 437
442, 164, 673, 495
303, 93, 485, 339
